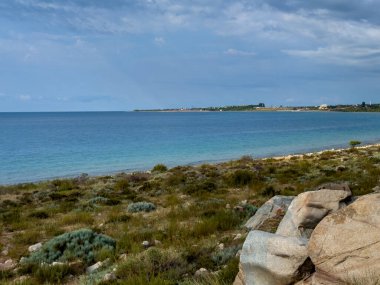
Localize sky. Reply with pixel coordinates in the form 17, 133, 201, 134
1, 0, 380, 111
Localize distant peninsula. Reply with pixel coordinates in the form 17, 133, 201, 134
134, 102, 380, 112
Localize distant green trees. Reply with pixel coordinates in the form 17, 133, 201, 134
349, 140, 362, 148
152, 163, 168, 173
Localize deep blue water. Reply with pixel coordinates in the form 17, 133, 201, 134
1, 111, 380, 184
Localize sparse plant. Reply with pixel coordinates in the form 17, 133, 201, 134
127, 201, 156, 213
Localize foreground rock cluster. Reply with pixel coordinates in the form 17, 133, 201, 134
235, 183, 380, 285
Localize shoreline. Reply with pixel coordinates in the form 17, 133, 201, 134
2, 141, 379, 187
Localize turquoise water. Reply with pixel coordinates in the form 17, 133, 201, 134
1, 111, 380, 184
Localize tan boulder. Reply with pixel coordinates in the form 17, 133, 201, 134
276, 188, 351, 238
308, 193, 380, 284
240, 230, 310, 285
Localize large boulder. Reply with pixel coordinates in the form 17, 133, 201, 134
308, 193, 380, 284
240, 230, 311, 285
244, 195, 294, 230
276, 187, 351, 238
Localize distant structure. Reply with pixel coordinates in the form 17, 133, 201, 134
258, 103, 265, 108
319, 104, 328, 110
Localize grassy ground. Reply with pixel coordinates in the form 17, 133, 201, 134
1, 145, 380, 284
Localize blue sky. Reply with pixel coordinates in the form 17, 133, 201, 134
1, 0, 380, 111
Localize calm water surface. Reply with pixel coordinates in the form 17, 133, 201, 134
1, 111, 380, 184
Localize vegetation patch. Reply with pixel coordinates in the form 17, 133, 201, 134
127, 201, 156, 213
23, 228, 116, 265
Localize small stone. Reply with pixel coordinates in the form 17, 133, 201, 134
86, 261, 103, 274
235, 250, 242, 257
226, 203, 231, 209
119, 253, 127, 260
154, 240, 161, 246
234, 206, 244, 212
335, 165, 346, 172
28, 242, 42, 253
103, 272, 116, 282
142, 241, 150, 248
13, 275, 29, 283
0, 259, 16, 271
241, 200, 248, 205
19, 257, 27, 264
52, 261, 65, 266
218, 243, 224, 250
195, 268, 209, 278
1, 248, 9, 256
234, 233, 242, 240
372, 186, 380, 193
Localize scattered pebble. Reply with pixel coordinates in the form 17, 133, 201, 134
86, 261, 103, 274
194, 268, 209, 278
234, 233, 242, 240
235, 250, 242, 257
119, 253, 127, 260
103, 272, 116, 282
52, 261, 65, 266
28, 242, 42, 253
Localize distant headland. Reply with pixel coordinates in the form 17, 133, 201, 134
134, 102, 380, 112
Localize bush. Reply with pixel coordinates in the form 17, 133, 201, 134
227, 170, 255, 187
211, 245, 240, 266
29, 210, 49, 219
152, 164, 168, 173
116, 248, 188, 282
34, 263, 74, 284
127, 202, 156, 213
114, 177, 130, 192
50, 179, 76, 191
23, 229, 116, 265
349, 140, 362, 148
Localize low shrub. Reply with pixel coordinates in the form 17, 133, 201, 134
60, 211, 94, 226
23, 229, 116, 265
114, 176, 130, 192
116, 248, 188, 282
152, 164, 168, 173
127, 202, 156, 213
29, 210, 49, 219
50, 179, 76, 191
211, 246, 241, 266
227, 170, 255, 187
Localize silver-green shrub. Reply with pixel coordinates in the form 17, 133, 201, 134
127, 202, 156, 213
23, 229, 115, 265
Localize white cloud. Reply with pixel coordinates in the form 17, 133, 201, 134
284, 46, 380, 65
224, 48, 256, 56
19, 94, 31, 101
154, 36, 165, 46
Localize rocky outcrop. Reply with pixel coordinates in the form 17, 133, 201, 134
276, 187, 351, 238
237, 183, 360, 285
308, 193, 380, 284
240, 231, 310, 285
244, 195, 294, 230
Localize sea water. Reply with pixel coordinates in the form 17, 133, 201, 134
1, 111, 380, 184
